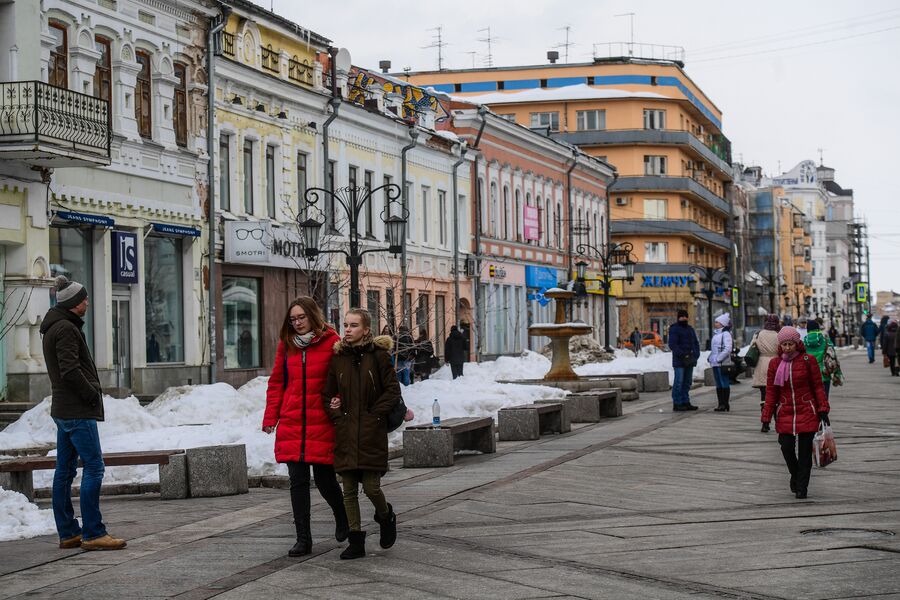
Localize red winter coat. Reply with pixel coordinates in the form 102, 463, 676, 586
263, 328, 340, 464
761, 347, 830, 435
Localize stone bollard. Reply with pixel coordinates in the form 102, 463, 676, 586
184, 445, 249, 498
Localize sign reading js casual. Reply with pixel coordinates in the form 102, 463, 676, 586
225, 220, 308, 269
111, 231, 138, 284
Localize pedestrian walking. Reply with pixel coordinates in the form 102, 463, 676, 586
796, 316, 809, 339
324, 308, 402, 560
709, 313, 734, 412
803, 319, 843, 396
263, 297, 349, 557
668, 309, 700, 412
413, 327, 436, 382
827, 325, 838, 346
395, 325, 414, 385
761, 326, 830, 499
629, 327, 642, 356
751, 314, 781, 432
883, 321, 899, 376
40, 277, 126, 551
878, 315, 890, 349
860, 314, 878, 363
444, 325, 468, 379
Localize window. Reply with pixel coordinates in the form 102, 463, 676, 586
145, 236, 184, 363
223, 277, 261, 369
219, 135, 230, 211
643, 199, 667, 219
261, 44, 279, 73
499, 114, 516, 122
297, 152, 307, 219
645, 241, 668, 263
49, 226, 93, 353
135, 51, 152, 138
489, 182, 498, 236
364, 170, 374, 237
576, 110, 606, 131
435, 295, 446, 355
348, 165, 358, 232
644, 155, 667, 175
243, 140, 254, 214
416, 294, 429, 328
327, 160, 336, 230
174, 63, 187, 146
556, 202, 562, 248
405, 181, 413, 242
643, 109, 666, 130
421, 186, 430, 243
93, 36, 112, 113
383, 175, 393, 241
438, 190, 447, 246
49, 21, 68, 88
404, 292, 412, 327
385, 289, 395, 328
514, 189, 521, 241
830, 266, 836, 281
530, 111, 559, 131
367, 290, 381, 334
502, 186, 509, 240
266, 145, 276, 218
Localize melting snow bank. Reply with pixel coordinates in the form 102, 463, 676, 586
0, 487, 55, 541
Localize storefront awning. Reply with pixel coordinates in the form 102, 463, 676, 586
151, 223, 201, 237
53, 210, 114, 228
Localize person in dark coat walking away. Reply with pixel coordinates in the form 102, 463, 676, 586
263, 297, 348, 556
860, 314, 878, 363
395, 325, 414, 385
668, 309, 700, 411
413, 327, 435, 382
761, 326, 830, 499
827, 325, 838, 346
629, 327, 642, 356
41, 277, 126, 551
444, 325, 468, 379
883, 321, 899, 376
878, 315, 890, 349
323, 309, 402, 560
709, 313, 734, 411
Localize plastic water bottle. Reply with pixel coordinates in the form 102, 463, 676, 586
432, 399, 441, 429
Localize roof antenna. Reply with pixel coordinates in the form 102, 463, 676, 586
817, 147, 825, 166
422, 26, 448, 71
614, 12, 635, 56
555, 25, 574, 63
477, 27, 495, 67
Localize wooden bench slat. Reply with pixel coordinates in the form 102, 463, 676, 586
0, 449, 185, 472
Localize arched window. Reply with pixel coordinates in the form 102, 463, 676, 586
514, 189, 521, 242
477, 177, 485, 233
556, 201, 562, 249
135, 50, 152, 138
48, 20, 68, 88
502, 185, 510, 239
490, 181, 498, 237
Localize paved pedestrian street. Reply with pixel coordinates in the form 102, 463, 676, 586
1, 351, 898, 600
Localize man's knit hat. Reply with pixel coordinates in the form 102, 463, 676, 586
806, 319, 821, 332
677, 309, 689, 319
55, 276, 87, 310
777, 326, 802, 344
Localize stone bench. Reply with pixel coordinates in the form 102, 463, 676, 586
403, 417, 496, 468
569, 389, 622, 418
535, 388, 620, 423
498, 402, 569, 441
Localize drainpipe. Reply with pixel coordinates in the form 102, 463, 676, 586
206, 7, 229, 385
451, 141, 467, 327
321, 47, 340, 321
471, 106, 488, 361
400, 124, 419, 328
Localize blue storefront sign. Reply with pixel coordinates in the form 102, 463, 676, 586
525, 266, 559, 289
151, 222, 201, 237
641, 275, 692, 288
55, 210, 115, 228
111, 231, 138, 284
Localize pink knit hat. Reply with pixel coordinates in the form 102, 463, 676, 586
777, 326, 802, 344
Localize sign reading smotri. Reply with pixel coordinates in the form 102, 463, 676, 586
224, 220, 307, 269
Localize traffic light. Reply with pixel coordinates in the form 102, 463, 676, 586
489, 265, 496, 278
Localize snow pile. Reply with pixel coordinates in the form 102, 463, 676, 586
0, 487, 55, 541
540, 334, 615, 366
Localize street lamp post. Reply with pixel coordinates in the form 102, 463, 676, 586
688, 265, 729, 350
298, 183, 407, 309
574, 242, 636, 352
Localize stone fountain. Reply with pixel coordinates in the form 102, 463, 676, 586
528, 288, 593, 381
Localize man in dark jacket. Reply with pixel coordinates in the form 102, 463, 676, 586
668, 309, 700, 411
41, 276, 125, 551
444, 326, 468, 379
860, 314, 879, 363
629, 327, 642, 356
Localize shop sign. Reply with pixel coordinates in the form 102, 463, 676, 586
151, 223, 200, 237
111, 231, 138, 284
525, 265, 558, 289
641, 275, 692, 288
585, 271, 623, 296
523, 205, 540, 241
225, 220, 306, 269
488, 264, 506, 279
55, 210, 114, 228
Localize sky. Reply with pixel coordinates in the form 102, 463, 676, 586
258, 0, 900, 294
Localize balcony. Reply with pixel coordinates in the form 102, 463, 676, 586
610, 176, 729, 215
610, 219, 732, 251
553, 128, 732, 179
0, 81, 111, 167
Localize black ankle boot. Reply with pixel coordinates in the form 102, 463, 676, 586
340, 531, 366, 560
723, 388, 730, 411
374, 503, 397, 549
288, 532, 312, 557
334, 510, 350, 543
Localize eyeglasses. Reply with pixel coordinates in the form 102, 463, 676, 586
236, 228, 264, 240
289, 315, 308, 323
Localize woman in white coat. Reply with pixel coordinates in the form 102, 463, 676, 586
751, 314, 781, 432
708, 313, 733, 412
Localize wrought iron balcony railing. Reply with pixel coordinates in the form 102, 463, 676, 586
0, 81, 110, 164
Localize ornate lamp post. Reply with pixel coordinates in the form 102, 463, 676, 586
574, 241, 636, 351
298, 183, 407, 309
688, 265, 729, 350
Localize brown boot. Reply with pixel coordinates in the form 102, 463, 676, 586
59, 534, 82, 549
81, 534, 127, 551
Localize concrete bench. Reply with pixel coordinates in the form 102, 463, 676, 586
569, 389, 622, 418
403, 417, 496, 468
498, 402, 569, 441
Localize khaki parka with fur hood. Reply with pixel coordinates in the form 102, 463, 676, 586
322, 335, 402, 473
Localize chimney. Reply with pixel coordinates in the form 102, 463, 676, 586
379, 60, 392, 73
547, 50, 559, 64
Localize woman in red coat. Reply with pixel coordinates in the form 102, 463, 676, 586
761, 326, 831, 499
263, 297, 348, 556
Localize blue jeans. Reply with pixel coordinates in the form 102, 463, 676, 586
52, 418, 107, 541
712, 366, 730, 389
672, 366, 694, 406
397, 360, 412, 386
866, 341, 875, 362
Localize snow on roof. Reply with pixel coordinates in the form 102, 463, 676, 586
432, 129, 460, 142
453, 83, 669, 105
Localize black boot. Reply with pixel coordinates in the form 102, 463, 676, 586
334, 509, 350, 543
340, 531, 366, 560
761, 421, 770, 433
723, 387, 731, 411
288, 530, 312, 557
374, 503, 397, 549
714, 388, 727, 411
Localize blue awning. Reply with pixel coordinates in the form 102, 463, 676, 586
54, 210, 114, 228
151, 223, 201, 237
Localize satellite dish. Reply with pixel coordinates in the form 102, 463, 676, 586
334, 48, 352, 73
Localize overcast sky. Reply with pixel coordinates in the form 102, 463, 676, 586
259, 0, 900, 294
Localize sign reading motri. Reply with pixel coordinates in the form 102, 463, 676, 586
641, 275, 692, 288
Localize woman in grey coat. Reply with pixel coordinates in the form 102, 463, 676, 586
752, 314, 781, 432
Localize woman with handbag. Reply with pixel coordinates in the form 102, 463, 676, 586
882, 321, 898, 376
750, 315, 782, 432
709, 313, 734, 412
761, 326, 830, 499
323, 308, 402, 560
263, 297, 349, 557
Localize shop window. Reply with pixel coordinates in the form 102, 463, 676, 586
223, 277, 261, 369
144, 236, 184, 363
135, 51, 152, 138
49, 21, 68, 88
174, 63, 187, 147
49, 226, 93, 352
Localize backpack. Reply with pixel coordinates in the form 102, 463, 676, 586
368, 353, 409, 433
